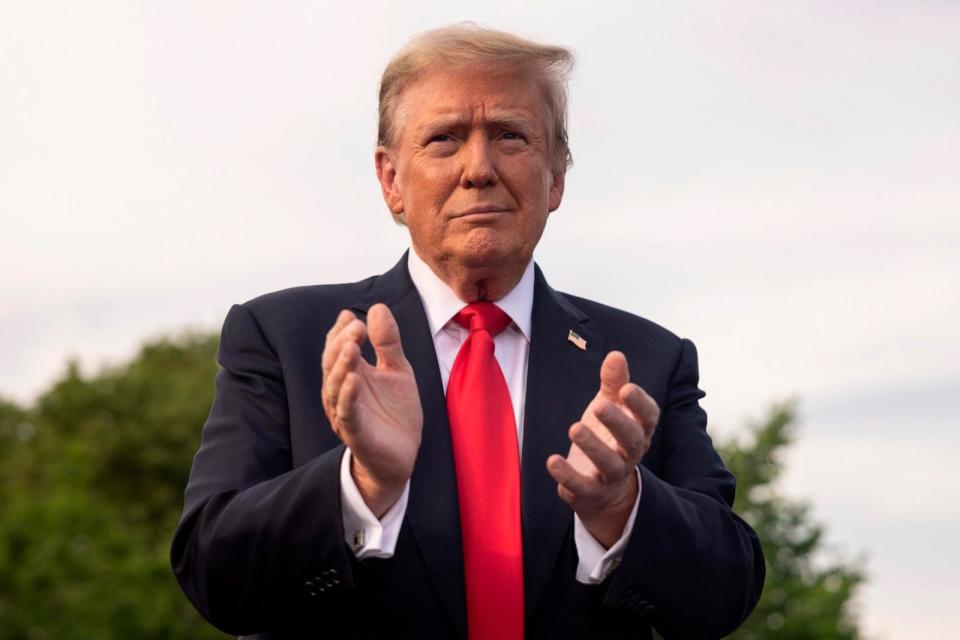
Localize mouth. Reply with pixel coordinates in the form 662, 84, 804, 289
450, 205, 513, 218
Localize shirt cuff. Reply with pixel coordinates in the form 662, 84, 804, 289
339, 448, 409, 559
573, 466, 643, 584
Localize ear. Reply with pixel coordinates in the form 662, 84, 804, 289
375, 146, 404, 217
547, 169, 566, 213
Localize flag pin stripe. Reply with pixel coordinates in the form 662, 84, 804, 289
567, 330, 587, 350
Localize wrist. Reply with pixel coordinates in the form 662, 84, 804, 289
579, 472, 638, 548
351, 456, 406, 518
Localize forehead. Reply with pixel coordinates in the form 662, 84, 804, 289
395, 65, 550, 134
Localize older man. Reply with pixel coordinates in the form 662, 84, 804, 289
172, 25, 764, 639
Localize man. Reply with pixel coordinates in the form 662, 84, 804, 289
172, 25, 764, 639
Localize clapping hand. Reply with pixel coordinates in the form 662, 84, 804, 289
322, 304, 423, 517
547, 351, 660, 547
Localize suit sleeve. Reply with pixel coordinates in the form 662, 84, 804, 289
170, 303, 354, 635
605, 338, 765, 639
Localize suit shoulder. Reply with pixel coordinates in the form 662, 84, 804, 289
231, 276, 379, 340
242, 277, 378, 314
559, 292, 685, 353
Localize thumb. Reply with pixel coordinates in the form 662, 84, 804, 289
367, 303, 409, 370
599, 351, 630, 399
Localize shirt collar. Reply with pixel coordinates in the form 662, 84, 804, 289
407, 248, 534, 342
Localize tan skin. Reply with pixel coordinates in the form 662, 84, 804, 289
321, 66, 660, 548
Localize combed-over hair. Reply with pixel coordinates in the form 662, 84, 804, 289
378, 24, 575, 174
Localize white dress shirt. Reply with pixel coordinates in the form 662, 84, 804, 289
339, 249, 641, 584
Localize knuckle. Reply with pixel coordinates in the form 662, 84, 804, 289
601, 400, 619, 420
601, 459, 617, 480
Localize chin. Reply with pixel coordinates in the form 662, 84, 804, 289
455, 231, 519, 270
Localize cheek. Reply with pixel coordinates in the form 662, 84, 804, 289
399, 169, 455, 242
404, 164, 458, 207
512, 169, 551, 213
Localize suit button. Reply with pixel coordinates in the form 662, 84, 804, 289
316, 568, 342, 590
618, 589, 653, 615
629, 598, 653, 616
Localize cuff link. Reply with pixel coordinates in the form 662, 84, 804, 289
352, 528, 366, 551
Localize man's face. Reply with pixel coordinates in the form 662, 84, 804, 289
376, 66, 565, 278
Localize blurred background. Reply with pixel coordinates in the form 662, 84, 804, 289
1, 1, 957, 637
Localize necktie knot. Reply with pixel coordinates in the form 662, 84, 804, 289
453, 301, 512, 337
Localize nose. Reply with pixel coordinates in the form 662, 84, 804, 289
460, 134, 497, 189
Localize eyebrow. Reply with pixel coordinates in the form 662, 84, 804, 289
417, 111, 538, 135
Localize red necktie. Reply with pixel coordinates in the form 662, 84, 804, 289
447, 302, 524, 640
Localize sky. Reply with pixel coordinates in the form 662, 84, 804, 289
2, 1, 958, 637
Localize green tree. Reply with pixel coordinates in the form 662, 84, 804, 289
718, 403, 866, 639
0, 334, 229, 639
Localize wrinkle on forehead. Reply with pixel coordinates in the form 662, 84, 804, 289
413, 109, 541, 136
392, 66, 551, 145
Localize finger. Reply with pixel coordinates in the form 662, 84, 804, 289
335, 371, 362, 432
325, 340, 361, 417
546, 454, 595, 498
367, 303, 409, 371
569, 422, 628, 484
594, 400, 646, 460
620, 384, 660, 437
323, 310, 356, 362
599, 351, 630, 399
325, 309, 356, 343
323, 310, 357, 376
322, 317, 366, 378
322, 319, 365, 417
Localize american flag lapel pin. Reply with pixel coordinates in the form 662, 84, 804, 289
567, 330, 587, 351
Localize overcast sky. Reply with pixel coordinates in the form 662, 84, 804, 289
2, 2, 958, 637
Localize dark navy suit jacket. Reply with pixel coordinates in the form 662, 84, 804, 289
171, 254, 764, 639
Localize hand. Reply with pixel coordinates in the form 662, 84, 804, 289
322, 304, 423, 517
547, 351, 659, 548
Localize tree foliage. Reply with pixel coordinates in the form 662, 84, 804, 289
0, 335, 229, 639
718, 403, 866, 639
0, 335, 864, 638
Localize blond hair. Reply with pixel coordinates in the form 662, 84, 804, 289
378, 24, 575, 174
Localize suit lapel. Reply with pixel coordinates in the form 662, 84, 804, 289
521, 266, 605, 617
353, 254, 467, 639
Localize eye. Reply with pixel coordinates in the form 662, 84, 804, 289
423, 132, 458, 157
501, 131, 526, 142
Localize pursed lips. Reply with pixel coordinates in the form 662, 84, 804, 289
450, 204, 513, 218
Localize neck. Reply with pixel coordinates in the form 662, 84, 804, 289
420, 254, 528, 303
